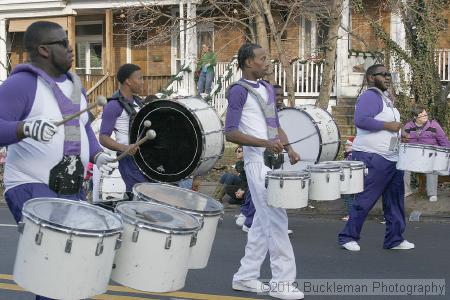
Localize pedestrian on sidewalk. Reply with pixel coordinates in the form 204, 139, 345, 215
403, 106, 450, 202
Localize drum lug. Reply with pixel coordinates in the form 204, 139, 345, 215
165, 233, 172, 250
96, 237, 105, 256
115, 233, 122, 250
65, 234, 73, 253
326, 173, 330, 183
265, 177, 268, 188
349, 169, 353, 179
190, 232, 198, 247
279, 177, 284, 188
198, 215, 205, 230
301, 180, 306, 189
132, 226, 140, 243
340, 171, 345, 182
17, 222, 25, 234
35, 226, 43, 246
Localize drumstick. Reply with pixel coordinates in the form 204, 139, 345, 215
54, 96, 107, 126
114, 130, 157, 162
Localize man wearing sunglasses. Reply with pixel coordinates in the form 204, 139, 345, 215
0, 21, 116, 300
338, 64, 415, 252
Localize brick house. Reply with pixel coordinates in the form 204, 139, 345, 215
0, 0, 448, 113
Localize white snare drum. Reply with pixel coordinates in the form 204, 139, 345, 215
130, 97, 224, 182
320, 161, 366, 194
266, 171, 310, 209
111, 201, 200, 292
308, 164, 342, 201
397, 143, 435, 173
14, 198, 123, 300
433, 146, 450, 172
133, 183, 223, 269
278, 105, 340, 171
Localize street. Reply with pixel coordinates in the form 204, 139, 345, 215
0, 206, 449, 300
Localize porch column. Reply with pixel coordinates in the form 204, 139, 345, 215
335, 0, 350, 97
67, 15, 76, 71
179, 0, 186, 94
390, 3, 408, 86
0, 18, 8, 83
105, 9, 114, 74
186, 0, 197, 95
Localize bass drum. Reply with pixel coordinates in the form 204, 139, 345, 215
278, 105, 340, 170
130, 97, 224, 182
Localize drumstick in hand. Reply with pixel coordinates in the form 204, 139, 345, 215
54, 95, 107, 126
114, 130, 157, 162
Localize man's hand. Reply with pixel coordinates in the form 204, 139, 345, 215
384, 122, 402, 132
287, 149, 300, 165
23, 119, 58, 143
125, 143, 139, 156
95, 152, 118, 175
266, 139, 284, 154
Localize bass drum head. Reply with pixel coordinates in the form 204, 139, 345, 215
278, 107, 321, 171
130, 100, 202, 182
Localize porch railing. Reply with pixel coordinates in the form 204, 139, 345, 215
436, 49, 450, 82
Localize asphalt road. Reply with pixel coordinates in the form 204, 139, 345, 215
0, 206, 449, 300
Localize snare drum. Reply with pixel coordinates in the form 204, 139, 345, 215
133, 183, 223, 269
308, 164, 342, 201
433, 146, 450, 172
14, 198, 123, 300
320, 161, 366, 194
111, 201, 200, 292
397, 143, 435, 173
265, 171, 310, 209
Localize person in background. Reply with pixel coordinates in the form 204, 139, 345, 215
403, 106, 450, 202
341, 136, 355, 221
197, 44, 217, 96
274, 84, 286, 110
213, 146, 246, 202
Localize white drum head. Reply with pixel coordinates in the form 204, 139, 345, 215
133, 183, 223, 216
279, 108, 320, 170
116, 201, 200, 233
22, 198, 122, 235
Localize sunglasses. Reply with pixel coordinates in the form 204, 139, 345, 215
41, 39, 70, 48
372, 72, 392, 78
236, 150, 243, 153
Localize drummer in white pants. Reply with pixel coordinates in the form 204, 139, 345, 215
225, 43, 303, 300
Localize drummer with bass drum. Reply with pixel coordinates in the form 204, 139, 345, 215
100, 64, 155, 199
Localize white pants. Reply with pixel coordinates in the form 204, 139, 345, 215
233, 162, 296, 283
404, 171, 438, 196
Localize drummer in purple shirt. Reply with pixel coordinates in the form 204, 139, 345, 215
338, 64, 414, 252
403, 106, 450, 202
99, 64, 154, 198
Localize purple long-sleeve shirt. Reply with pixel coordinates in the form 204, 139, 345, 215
0, 72, 102, 160
354, 89, 385, 131
404, 120, 450, 147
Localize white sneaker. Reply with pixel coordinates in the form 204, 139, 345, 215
242, 224, 250, 232
390, 240, 415, 250
232, 279, 262, 293
404, 191, 413, 198
288, 229, 293, 235
429, 196, 437, 202
342, 241, 360, 251
269, 284, 304, 299
236, 213, 245, 227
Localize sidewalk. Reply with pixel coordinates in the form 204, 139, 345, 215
198, 181, 450, 221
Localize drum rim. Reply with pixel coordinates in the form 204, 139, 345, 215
266, 170, 310, 179
308, 164, 342, 172
132, 182, 224, 216
115, 201, 201, 235
22, 198, 123, 237
400, 143, 436, 150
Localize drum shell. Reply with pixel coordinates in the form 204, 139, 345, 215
344, 167, 365, 194
433, 146, 450, 172
308, 169, 341, 201
133, 183, 223, 269
111, 220, 193, 292
99, 168, 126, 201
14, 217, 120, 300
177, 97, 224, 176
397, 144, 435, 173
266, 173, 309, 209
279, 106, 340, 171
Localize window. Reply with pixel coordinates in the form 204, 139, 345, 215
75, 21, 103, 75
